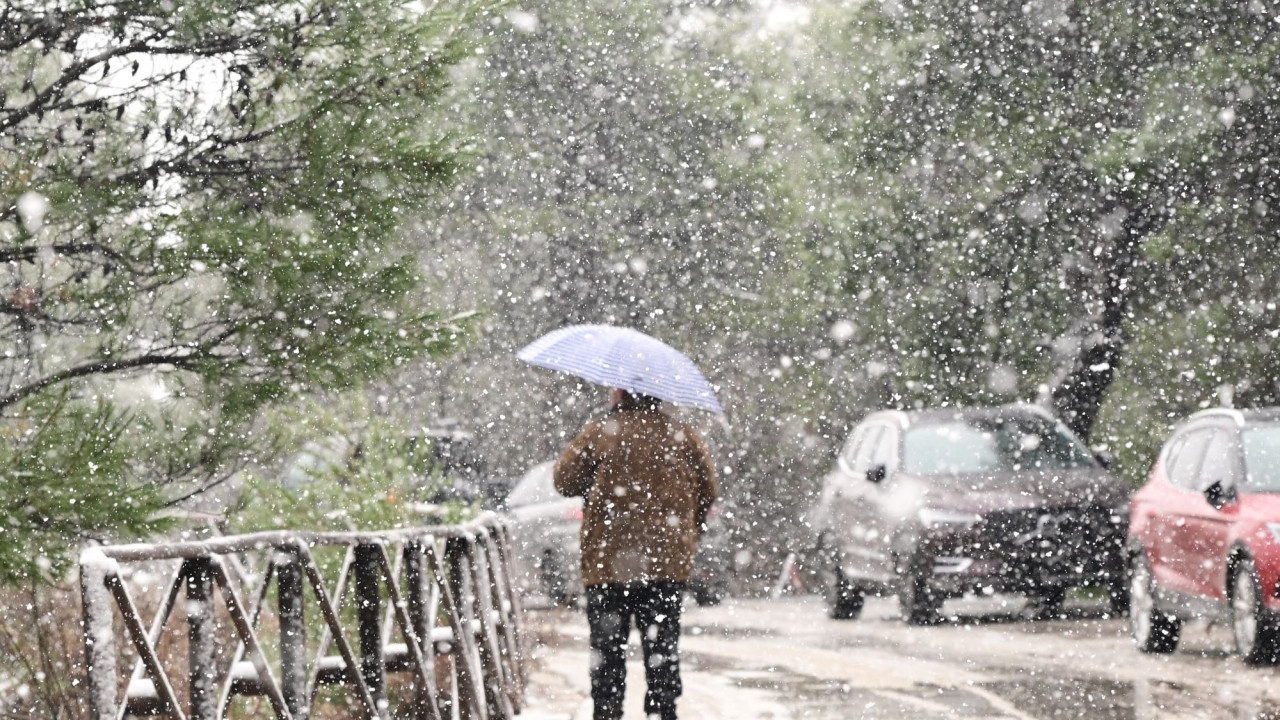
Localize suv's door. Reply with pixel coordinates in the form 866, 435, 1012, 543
827, 424, 885, 581
817, 425, 869, 533
834, 422, 898, 585
858, 424, 901, 582
820, 425, 874, 574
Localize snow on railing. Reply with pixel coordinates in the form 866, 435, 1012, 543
78, 513, 527, 720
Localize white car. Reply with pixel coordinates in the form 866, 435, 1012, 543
506, 461, 584, 604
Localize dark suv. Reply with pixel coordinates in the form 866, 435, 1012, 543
810, 405, 1129, 624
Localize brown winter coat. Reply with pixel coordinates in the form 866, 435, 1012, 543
554, 405, 717, 586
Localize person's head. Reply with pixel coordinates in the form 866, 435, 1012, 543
610, 388, 663, 411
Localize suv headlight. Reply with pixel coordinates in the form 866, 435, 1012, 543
918, 507, 982, 529
1266, 523, 1280, 544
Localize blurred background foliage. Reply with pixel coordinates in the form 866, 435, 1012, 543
231, 395, 469, 535
403, 0, 1280, 581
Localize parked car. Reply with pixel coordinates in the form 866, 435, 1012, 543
505, 460, 730, 606
810, 405, 1129, 624
1127, 408, 1280, 663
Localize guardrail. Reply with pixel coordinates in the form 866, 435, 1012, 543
79, 514, 526, 720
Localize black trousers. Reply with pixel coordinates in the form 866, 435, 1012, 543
586, 581, 685, 720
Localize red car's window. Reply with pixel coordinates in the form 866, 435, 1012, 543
1199, 430, 1241, 489
1166, 429, 1212, 490
1243, 426, 1280, 492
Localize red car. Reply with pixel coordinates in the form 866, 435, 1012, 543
1127, 408, 1280, 663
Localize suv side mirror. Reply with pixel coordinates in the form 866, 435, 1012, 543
1093, 449, 1114, 470
837, 455, 854, 476
866, 464, 887, 484
1203, 479, 1237, 510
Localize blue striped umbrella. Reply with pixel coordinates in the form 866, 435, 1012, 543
516, 324, 723, 414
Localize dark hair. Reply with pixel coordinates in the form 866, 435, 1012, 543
617, 390, 663, 410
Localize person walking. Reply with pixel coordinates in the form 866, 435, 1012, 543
554, 388, 718, 720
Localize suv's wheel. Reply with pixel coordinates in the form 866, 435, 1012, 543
826, 567, 864, 620
1130, 551, 1180, 653
898, 564, 940, 625
1108, 575, 1131, 617
692, 583, 723, 607
1027, 586, 1067, 620
1231, 557, 1280, 665
539, 551, 569, 606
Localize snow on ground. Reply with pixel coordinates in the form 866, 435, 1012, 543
521, 595, 1280, 720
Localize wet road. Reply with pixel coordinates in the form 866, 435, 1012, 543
520, 594, 1280, 719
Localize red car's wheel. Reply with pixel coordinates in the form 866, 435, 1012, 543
1130, 551, 1180, 654
1231, 557, 1280, 665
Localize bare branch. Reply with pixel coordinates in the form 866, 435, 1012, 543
162, 470, 238, 507
0, 325, 244, 411
0, 40, 150, 133
0, 242, 129, 265
0, 352, 198, 410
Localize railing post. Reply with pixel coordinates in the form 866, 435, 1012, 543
277, 550, 307, 719
404, 541, 435, 720
464, 535, 512, 719
80, 550, 119, 720
481, 529, 523, 709
186, 558, 218, 720
354, 543, 386, 714
494, 523, 528, 691
444, 536, 486, 720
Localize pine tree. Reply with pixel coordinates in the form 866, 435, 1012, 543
0, 0, 493, 582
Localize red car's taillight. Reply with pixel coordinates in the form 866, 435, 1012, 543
566, 507, 583, 521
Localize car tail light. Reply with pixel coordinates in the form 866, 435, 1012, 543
566, 507, 583, 521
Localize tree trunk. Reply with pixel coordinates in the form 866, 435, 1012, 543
1046, 200, 1156, 442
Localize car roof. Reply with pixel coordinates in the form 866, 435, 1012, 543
1189, 407, 1280, 427
515, 460, 555, 485
863, 403, 1059, 430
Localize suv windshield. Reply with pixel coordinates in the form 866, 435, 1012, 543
903, 417, 1095, 476
1243, 426, 1280, 492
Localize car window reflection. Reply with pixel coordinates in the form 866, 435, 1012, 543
903, 419, 1095, 475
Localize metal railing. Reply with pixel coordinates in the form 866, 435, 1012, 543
79, 514, 527, 720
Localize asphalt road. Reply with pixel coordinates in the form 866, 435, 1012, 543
518, 593, 1280, 720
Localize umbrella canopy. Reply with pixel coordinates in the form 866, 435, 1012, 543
516, 324, 723, 414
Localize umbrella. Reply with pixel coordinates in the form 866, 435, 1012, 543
516, 324, 723, 414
